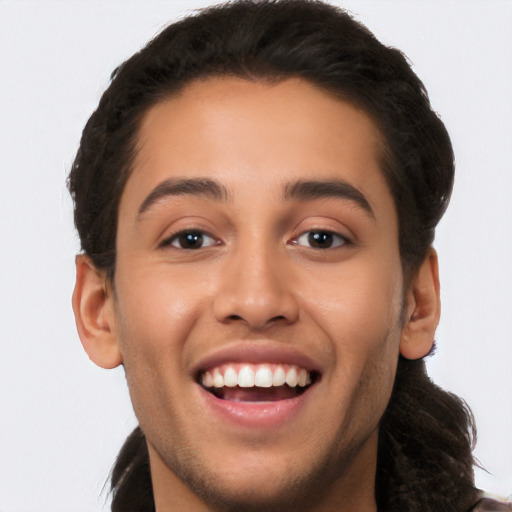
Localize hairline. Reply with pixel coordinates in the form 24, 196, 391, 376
103, 73, 420, 290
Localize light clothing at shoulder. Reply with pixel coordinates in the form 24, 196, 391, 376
472, 494, 512, 511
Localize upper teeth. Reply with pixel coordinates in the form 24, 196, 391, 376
200, 364, 311, 389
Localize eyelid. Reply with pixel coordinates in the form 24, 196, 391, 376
159, 228, 221, 249
292, 229, 351, 249
288, 214, 355, 246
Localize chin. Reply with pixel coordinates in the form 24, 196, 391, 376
154, 431, 373, 512
179, 467, 326, 512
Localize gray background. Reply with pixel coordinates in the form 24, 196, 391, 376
1, 1, 511, 510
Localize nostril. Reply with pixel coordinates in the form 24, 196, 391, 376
224, 313, 289, 327
270, 315, 287, 322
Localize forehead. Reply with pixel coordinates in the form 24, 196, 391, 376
122, 76, 393, 219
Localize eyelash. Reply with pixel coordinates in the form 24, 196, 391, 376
291, 230, 351, 249
160, 229, 350, 250
160, 229, 219, 250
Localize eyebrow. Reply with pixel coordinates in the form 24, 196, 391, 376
137, 176, 374, 219
137, 177, 230, 217
283, 179, 374, 217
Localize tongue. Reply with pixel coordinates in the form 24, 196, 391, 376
218, 386, 300, 402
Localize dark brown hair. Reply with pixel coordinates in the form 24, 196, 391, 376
68, 1, 477, 510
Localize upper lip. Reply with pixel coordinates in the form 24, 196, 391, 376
191, 341, 323, 379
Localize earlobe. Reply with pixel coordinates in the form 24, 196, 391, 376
72, 255, 122, 369
399, 248, 441, 360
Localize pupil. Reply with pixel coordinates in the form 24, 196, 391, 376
180, 232, 203, 249
309, 231, 332, 248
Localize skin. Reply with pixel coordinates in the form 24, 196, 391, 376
73, 77, 440, 512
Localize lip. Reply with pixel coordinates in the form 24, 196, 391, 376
197, 377, 317, 429
191, 341, 321, 429
191, 341, 322, 376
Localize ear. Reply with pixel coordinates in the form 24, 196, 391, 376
399, 248, 441, 360
72, 255, 122, 369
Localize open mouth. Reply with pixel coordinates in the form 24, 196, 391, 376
198, 363, 319, 402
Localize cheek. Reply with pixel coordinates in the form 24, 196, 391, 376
112, 263, 214, 392
299, 252, 404, 422
112, 270, 206, 432
302, 257, 404, 353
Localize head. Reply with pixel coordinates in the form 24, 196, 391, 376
69, 2, 469, 511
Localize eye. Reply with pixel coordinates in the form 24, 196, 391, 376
294, 230, 349, 249
163, 230, 218, 250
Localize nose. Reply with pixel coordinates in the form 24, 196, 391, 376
213, 243, 299, 330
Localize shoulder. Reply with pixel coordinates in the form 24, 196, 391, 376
471, 494, 512, 511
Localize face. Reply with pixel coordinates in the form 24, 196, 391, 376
113, 77, 405, 511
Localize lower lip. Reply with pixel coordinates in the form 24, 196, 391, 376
198, 385, 315, 429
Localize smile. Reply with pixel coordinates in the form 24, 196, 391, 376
199, 363, 318, 402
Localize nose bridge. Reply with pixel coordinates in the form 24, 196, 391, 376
213, 233, 298, 328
